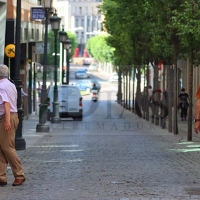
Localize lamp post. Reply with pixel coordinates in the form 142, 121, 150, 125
59, 26, 67, 84
36, 0, 53, 132
49, 10, 61, 123
12, 0, 26, 150
63, 39, 71, 85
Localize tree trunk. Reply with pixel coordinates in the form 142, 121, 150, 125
161, 65, 166, 128
132, 67, 136, 113
117, 67, 122, 105
168, 65, 173, 132
128, 69, 131, 111
173, 43, 178, 135
188, 51, 193, 141
146, 63, 150, 121
152, 64, 159, 125
135, 66, 142, 117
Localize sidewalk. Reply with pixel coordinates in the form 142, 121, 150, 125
3, 71, 200, 199
21, 110, 198, 150
20, 113, 49, 151
1, 98, 200, 199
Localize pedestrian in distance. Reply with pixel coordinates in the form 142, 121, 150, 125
37, 81, 42, 103
47, 81, 53, 93
178, 88, 189, 121
194, 86, 200, 134
163, 86, 169, 108
91, 83, 98, 92
0, 64, 26, 186
141, 86, 148, 116
148, 85, 153, 105
21, 84, 28, 97
162, 86, 169, 116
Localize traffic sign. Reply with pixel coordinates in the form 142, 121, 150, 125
4, 44, 15, 58
31, 7, 45, 20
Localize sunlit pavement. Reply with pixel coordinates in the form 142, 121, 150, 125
1, 70, 200, 200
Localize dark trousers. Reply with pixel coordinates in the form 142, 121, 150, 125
180, 107, 188, 119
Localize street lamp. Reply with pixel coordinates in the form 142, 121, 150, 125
49, 10, 61, 123
59, 26, 67, 84
12, 0, 26, 150
36, 0, 53, 132
63, 39, 71, 84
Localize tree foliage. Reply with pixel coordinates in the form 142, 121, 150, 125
85, 35, 115, 63
96, 0, 200, 132
40, 30, 77, 66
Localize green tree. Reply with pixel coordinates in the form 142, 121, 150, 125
171, 0, 200, 140
86, 35, 115, 63
40, 30, 77, 66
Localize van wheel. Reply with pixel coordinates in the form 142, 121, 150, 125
74, 116, 83, 121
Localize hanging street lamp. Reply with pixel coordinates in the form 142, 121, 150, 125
49, 10, 62, 123
59, 26, 67, 84
63, 39, 71, 85
36, 0, 53, 132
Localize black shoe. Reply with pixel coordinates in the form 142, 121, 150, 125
0, 182, 7, 186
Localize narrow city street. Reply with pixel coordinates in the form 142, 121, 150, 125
1, 69, 200, 200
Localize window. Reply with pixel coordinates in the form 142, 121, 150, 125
76, 31, 79, 42
20, 28, 22, 40
79, 7, 82, 14
87, 18, 90, 31
36, 29, 39, 40
24, 28, 28, 41
76, 19, 79, 27
31, 28, 34, 40
81, 19, 84, 27
85, 7, 88, 14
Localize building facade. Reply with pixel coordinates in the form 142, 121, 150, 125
5, 0, 45, 116
56, 0, 103, 56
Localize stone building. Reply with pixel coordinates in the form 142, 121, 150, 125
56, 0, 103, 56
5, 0, 44, 117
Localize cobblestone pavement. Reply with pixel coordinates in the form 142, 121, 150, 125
1, 77, 200, 200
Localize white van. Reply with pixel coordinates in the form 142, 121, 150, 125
47, 85, 83, 121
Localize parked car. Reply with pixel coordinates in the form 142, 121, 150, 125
75, 69, 89, 79
82, 58, 92, 65
47, 85, 83, 121
79, 68, 89, 74
74, 79, 101, 93
109, 72, 119, 83
88, 63, 98, 72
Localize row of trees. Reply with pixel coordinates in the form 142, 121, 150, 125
86, 0, 200, 141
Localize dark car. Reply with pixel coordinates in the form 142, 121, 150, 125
75, 69, 89, 79
74, 79, 101, 93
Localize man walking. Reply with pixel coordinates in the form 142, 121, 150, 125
0, 64, 25, 186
